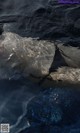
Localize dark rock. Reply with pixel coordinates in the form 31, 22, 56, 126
0, 0, 79, 39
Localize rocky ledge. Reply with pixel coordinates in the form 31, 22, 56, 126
0, 32, 80, 86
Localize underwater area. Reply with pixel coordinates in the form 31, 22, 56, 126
0, 0, 80, 133
0, 80, 80, 133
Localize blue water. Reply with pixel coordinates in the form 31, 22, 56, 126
0, 79, 41, 133
0, 80, 80, 133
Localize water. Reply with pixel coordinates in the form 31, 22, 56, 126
0, 82, 80, 133
0, 79, 41, 133
0, 0, 80, 133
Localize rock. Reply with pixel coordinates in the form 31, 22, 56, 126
0, 0, 79, 39
50, 67, 80, 83
74, 19, 80, 29
57, 42, 80, 68
1, 32, 80, 84
0, 32, 55, 79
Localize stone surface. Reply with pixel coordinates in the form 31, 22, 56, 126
0, 0, 80, 39
1, 32, 80, 83
57, 42, 80, 68
0, 32, 55, 79
0, 0, 80, 83
0, 1, 80, 133
50, 67, 80, 83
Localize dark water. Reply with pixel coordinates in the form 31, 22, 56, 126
0, 79, 41, 133
0, 81, 80, 133
0, 0, 80, 133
